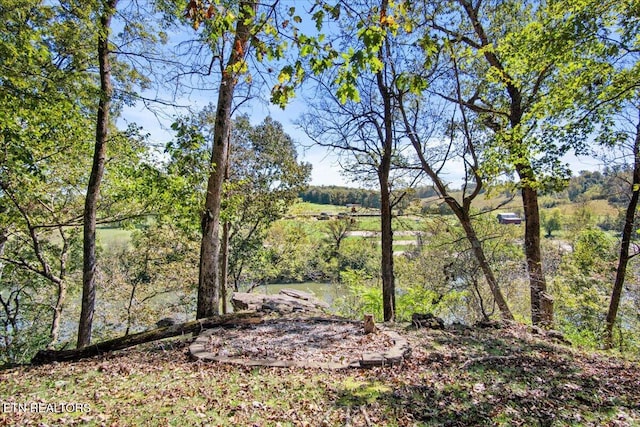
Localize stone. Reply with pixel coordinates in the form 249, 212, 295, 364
191, 318, 412, 369
411, 312, 445, 330
156, 317, 177, 328
231, 289, 329, 316
279, 289, 314, 301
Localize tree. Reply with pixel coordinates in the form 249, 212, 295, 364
423, 0, 613, 326
300, 0, 516, 321
75, 0, 178, 347
603, 107, 640, 348
224, 116, 311, 296
0, 0, 97, 354
387, 7, 515, 320
78, 0, 119, 348
1, 1, 171, 357
582, 0, 640, 350
182, 1, 258, 319
536, 0, 640, 348
542, 210, 562, 238
299, 0, 411, 321
324, 219, 354, 259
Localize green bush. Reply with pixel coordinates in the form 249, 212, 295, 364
333, 269, 382, 320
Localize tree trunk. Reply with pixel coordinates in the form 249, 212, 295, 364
220, 221, 230, 314
376, 12, 395, 322
197, 1, 257, 319
220, 147, 232, 315
604, 113, 640, 349
32, 311, 261, 364
518, 168, 553, 327
0, 231, 7, 284
364, 314, 376, 334
457, 210, 514, 320
48, 227, 69, 349
77, 0, 118, 348
379, 171, 395, 322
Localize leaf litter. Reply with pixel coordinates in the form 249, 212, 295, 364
1, 321, 639, 426
202, 319, 393, 364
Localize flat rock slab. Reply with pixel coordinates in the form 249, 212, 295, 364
231, 289, 329, 315
190, 317, 410, 369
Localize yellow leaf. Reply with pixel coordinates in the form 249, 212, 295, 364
380, 15, 396, 26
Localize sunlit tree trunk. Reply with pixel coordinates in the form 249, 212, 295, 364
517, 166, 553, 327
220, 221, 230, 314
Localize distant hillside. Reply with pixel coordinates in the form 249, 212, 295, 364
301, 169, 630, 221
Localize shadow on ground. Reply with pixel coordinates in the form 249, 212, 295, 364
332, 325, 640, 426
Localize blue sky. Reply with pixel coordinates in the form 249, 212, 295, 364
120, 97, 601, 191
120, 97, 353, 187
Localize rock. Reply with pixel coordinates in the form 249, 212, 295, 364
262, 301, 294, 314
231, 289, 329, 315
546, 329, 572, 346
231, 293, 266, 311
410, 313, 445, 330
279, 289, 314, 301
156, 317, 177, 328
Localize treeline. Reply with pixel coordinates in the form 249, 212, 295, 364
566, 168, 632, 205
298, 185, 440, 209
302, 170, 630, 210
299, 186, 382, 208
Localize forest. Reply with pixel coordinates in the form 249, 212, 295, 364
1, 0, 639, 375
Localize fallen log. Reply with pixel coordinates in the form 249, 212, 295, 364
31, 311, 262, 365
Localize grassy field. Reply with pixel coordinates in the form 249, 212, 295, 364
2, 323, 638, 426
97, 227, 133, 251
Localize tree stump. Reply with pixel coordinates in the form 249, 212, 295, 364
364, 314, 376, 334
540, 292, 555, 328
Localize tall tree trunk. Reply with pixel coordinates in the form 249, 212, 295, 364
379, 170, 395, 321
518, 166, 553, 327
604, 113, 640, 349
197, 1, 256, 319
0, 231, 7, 284
376, 2, 395, 322
457, 210, 514, 320
77, 0, 117, 348
220, 146, 232, 315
